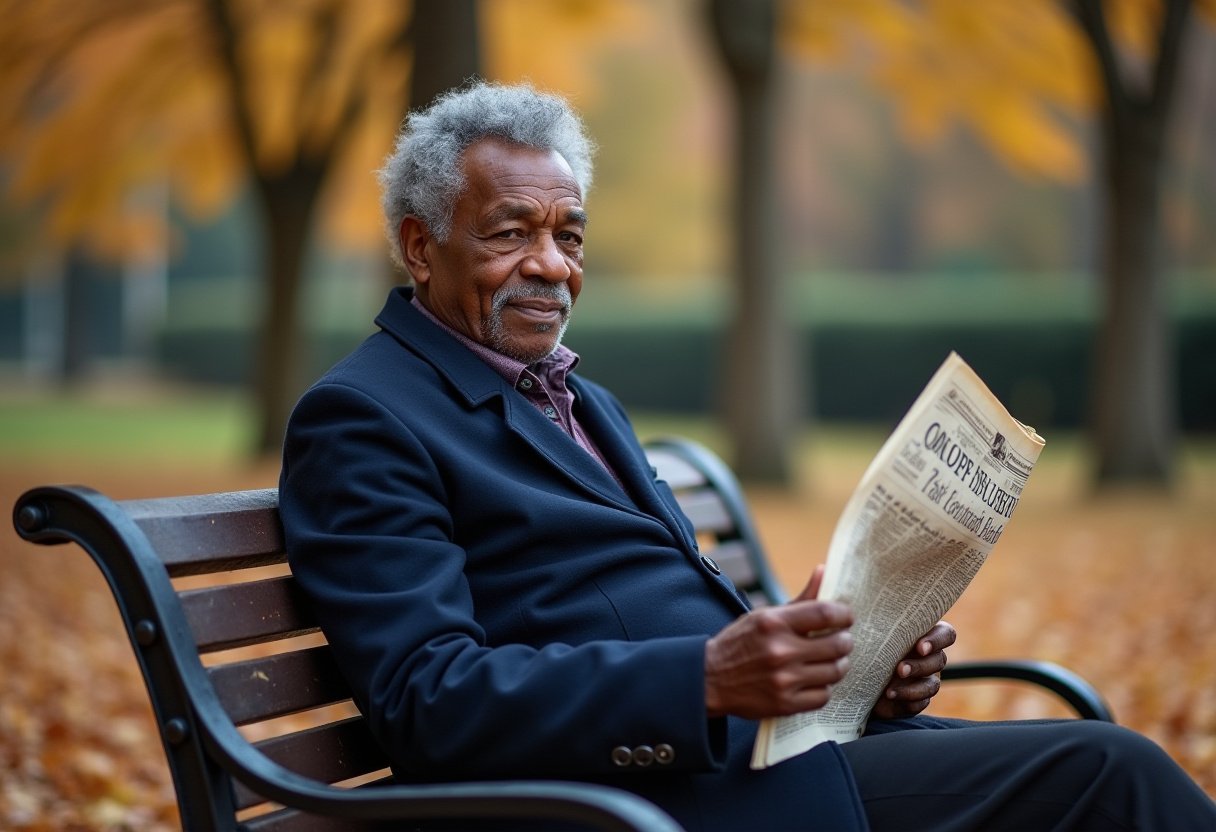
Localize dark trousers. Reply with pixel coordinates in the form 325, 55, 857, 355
841, 717, 1216, 831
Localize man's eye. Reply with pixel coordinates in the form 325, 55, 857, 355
495, 229, 523, 239
558, 231, 583, 245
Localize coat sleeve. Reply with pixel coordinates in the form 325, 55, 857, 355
280, 381, 729, 778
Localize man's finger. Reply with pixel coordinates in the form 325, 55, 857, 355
887, 673, 942, 701
906, 647, 949, 675
920, 621, 958, 653
792, 564, 825, 603
776, 598, 853, 634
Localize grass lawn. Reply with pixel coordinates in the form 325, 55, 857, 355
0, 382, 255, 464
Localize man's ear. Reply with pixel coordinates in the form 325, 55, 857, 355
400, 216, 433, 286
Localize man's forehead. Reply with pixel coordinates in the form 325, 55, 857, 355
480, 173, 582, 196
480, 196, 586, 225
463, 139, 576, 184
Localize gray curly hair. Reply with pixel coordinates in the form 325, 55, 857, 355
377, 81, 595, 269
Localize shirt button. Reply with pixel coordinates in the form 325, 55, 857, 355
700, 554, 721, 575
655, 744, 675, 765
543, 405, 558, 420
611, 746, 632, 767
517, 378, 534, 391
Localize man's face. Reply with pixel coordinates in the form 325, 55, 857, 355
404, 137, 586, 364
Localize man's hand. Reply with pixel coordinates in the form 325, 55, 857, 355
704, 566, 853, 719
870, 621, 957, 720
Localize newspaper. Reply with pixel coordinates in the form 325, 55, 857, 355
750, 351, 1045, 770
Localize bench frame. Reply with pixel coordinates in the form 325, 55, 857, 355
12, 436, 1112, 831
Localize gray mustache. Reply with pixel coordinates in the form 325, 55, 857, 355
492, 283, 572, 314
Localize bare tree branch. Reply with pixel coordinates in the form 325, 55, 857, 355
1151, 0, 1194, 116
1070, 0, 1130, 127
5, 0, 175, 116
200, 0, 265, 178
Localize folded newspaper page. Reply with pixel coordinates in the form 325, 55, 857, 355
750, 351, 1045, 770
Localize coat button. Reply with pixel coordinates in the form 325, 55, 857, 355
632, 745, 655, 767
655, 744, 675, 765
700, 554, 721, 575
611, 746, 632, 767
518, 377, 534, 391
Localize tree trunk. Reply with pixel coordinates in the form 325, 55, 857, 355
708, 0, 802, 483
1073, 0, 1192, 486
251, 170, 325, 454
410, 0, 481, 107
871, 111, 919, 273
1091, 111, 1174, 483
206, 0, 480, 454
60, 248, 93, 384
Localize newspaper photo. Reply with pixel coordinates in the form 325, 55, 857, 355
751, 351, 1046, 770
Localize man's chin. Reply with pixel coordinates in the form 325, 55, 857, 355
490, 334, 562, 365
485, 316, 569, 364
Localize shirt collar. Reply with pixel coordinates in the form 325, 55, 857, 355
409, 294, 580, 386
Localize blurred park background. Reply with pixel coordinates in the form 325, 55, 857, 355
2, 0, 1214, 827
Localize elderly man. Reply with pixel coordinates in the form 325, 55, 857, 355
279, 82, 1215, 831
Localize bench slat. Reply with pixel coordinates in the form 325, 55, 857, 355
209, 645, 351, 726
234, 718, 390, 811
708, 540, 756, 591
120, 490, 285, 576
745, 590, 772, 609
646, 447, 707, 491
671, 488, 733, 535
182, 576, 318, 653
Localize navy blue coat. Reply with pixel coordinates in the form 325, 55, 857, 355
280, 287, 867, 831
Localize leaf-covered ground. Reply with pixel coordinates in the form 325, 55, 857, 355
2, 442, 1213, 829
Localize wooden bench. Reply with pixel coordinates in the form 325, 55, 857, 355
12, 436, 1112, 832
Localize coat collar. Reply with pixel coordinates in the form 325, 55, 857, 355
375, 286, 513, 408
373, 287, 674, 527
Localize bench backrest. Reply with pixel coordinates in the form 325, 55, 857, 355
12, 437, 764, 831
642, 437, 787, 606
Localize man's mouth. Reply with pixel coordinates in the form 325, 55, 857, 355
504, 297, 567, 323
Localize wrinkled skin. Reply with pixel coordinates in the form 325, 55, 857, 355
705, 565, 955, 721
400, 137, 587, 365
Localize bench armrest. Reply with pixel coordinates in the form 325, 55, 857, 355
943, 660, 1114, 722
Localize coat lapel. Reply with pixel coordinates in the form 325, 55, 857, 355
375, 288, 655, 518
499, 388, 641, 512
569, 377, 699, 553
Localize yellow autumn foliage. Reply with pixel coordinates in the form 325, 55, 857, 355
1107, 0, 1164, 56
482, 0, 647, 99
3, 1, 241, 259
780, 0, 1199, 182
0, 0, 1205, 263
0, 0, 645, 262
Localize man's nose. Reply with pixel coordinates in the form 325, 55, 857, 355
521, 234, 572, 283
